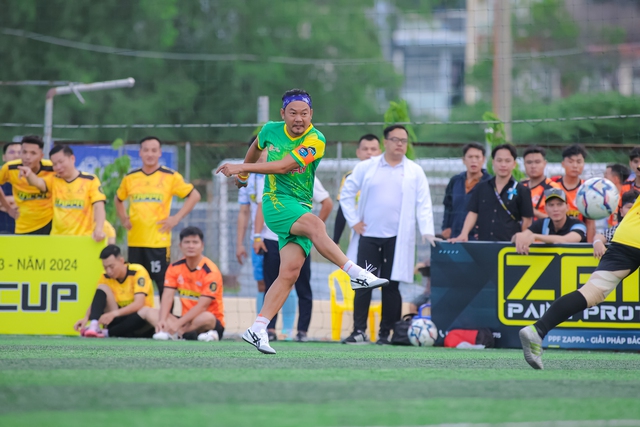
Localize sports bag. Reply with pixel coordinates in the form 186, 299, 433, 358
390, 313, 417, 346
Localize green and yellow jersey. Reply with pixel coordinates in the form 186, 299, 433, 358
256, 121, 326, 207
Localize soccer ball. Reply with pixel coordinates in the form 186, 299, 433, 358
575, 177, 620, 220
408, 318, 438, 347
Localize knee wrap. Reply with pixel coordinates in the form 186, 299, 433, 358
578, 270, 627, 307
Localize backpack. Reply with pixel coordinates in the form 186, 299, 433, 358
390, 313, 416, 346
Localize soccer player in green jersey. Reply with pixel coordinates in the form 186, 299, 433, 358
217, 88, 388, 354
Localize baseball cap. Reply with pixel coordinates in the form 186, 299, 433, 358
544, 188, 566, 203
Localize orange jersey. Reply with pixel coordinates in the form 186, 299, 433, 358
0, 159, 54, 233
46, 172, 107, 236
612, 181, 640, 227
164, 257, 224, 327
97, 263, 155, 308
552, 176, 584, 221
116, 167, 194, 248
521, 177, 560, 216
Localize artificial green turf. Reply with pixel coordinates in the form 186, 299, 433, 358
1, 336, 640, 427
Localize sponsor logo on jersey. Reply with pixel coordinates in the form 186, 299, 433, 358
54, 199, 85, 209
17, 191, 48, 201
132, 193, 163, 203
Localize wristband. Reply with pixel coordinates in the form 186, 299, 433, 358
254, 237, 262, 242
253, 233, 262, 239
237, 173, 249, 183
593, 239, 604, 246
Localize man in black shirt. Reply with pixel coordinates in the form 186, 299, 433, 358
451, 144, 533, 242
514, 188, 587, 254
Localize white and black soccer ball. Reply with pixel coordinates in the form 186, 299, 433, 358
576, 177, 620, 220
408, 318, 438, 347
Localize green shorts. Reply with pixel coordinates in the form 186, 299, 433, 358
262, 193, 313, 256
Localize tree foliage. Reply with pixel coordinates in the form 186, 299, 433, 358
94, 138, 130, 241
383, 100, 416, 160
0, 0, 400, 143
482, 111, 524, 180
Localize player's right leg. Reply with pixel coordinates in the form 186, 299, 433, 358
289, 213, 388, 290
520, 242, 638, 369
250, 250, 266, 313
139, 307, 178, 340
243, 243, 305, 354
84, 285, 119, 338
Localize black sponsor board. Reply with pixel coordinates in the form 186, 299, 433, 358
431, 242, 640, 350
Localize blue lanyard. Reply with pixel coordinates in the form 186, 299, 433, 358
493, 181, 518, 221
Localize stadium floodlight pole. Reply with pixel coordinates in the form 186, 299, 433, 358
43, 78, 135, 155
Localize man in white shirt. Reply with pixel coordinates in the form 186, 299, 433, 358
254, 176, 333, 342
236, 139, 267, 315
340, 125, 435, 345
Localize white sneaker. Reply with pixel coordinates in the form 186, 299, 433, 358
242, 328, 276, 354
350, 263, 389, 290
153, 331, 179, 341
197, 330, 220, 342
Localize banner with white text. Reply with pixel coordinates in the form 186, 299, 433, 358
431, 242, 640, 350
0, 236, 105, 335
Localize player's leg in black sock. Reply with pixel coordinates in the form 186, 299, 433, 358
89, 289, 108, 320
533, 291, 587, 339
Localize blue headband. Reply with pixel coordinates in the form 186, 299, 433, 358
282, 94, 312, 110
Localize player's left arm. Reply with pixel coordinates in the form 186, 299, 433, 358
533, 232, 583, 244
313, 178, 332, 222
113, 293, 147, 319
159, 174, 202, 233
519, 185, 534, 231
89, 179, 107, 242
514, 229, 536, 255
318, 198, 333, 223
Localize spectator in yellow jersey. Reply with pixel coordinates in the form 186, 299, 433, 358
74, 245, 155, 338
115, 136, 201, 293
0, 142, 21, 234
20, 145, 106, 242
0, 136, 55, 235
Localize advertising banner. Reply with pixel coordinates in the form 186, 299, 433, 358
0, 236, 105, 335
72, 144, 178, 175
431, 242, 640, 350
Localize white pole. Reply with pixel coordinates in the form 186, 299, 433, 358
43, 78, 135, 155
218, 171, 229, 274
185, 141, 191, 182
43, 95, 54, 155
257, 96, 269, 124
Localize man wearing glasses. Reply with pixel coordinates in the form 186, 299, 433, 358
340, 125, 436, 344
